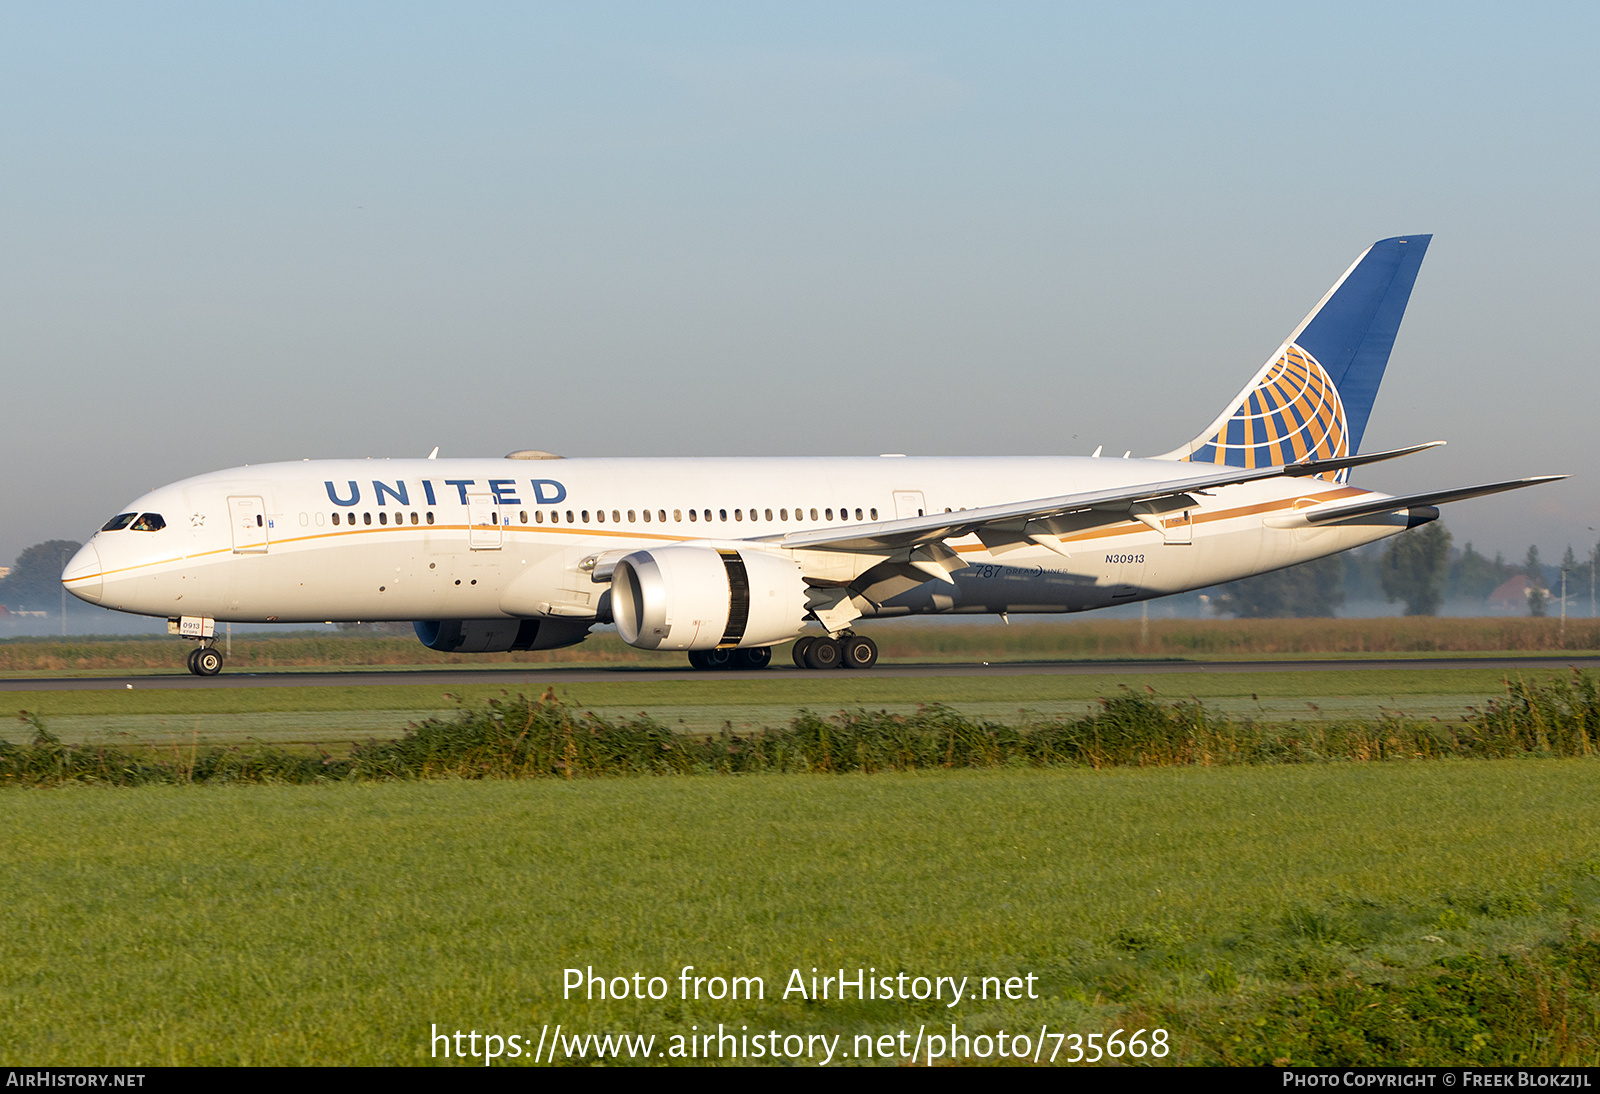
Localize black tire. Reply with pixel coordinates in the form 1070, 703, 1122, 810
733, 647, 772, 670
791, 636, 816, 668
842, 635, 878, 670
804, 638, 842, 670
687, 650, 709, 670
185, 648, 202, 675
702, 648, 735, 669
194, 648, 223, 676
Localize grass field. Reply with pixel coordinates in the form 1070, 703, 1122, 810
4, 763, 1599, 1065
4, 616, 1600, 677
4, 666, 1581, 750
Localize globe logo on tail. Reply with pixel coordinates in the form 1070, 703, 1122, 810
1183, 344, 1350, 482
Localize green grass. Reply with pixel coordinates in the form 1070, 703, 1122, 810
3, 667, 1582, 749
4, 763, 1599, 1065
7, 617, 1600, 676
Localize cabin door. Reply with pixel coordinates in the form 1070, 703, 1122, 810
893, 491, 926, 519
467, 490, 503, 550
228, 496, 269, 554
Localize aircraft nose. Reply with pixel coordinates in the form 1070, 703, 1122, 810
61, 542, 103, 604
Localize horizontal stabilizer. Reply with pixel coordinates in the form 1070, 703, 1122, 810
1302, 476, 1567, 525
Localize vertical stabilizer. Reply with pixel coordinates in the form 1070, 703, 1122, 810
1157, 235, 1431, 480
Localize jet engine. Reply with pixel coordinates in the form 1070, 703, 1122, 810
611, 546, 808, 651
413, 618, 593, 653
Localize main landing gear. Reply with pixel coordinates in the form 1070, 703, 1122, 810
791, 633, 878, 670
185, 644, 224, 676
686, 646, 773, 671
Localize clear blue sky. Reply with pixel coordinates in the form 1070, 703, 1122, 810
3, 2, 1595, 569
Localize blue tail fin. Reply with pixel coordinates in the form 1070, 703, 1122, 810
1158, 235, 1431, 480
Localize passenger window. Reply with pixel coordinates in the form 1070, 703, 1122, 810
379, 512, 388, 525
299, 513, 308, 527
566, 510, 575, 523
426, 512, 435, 525
870, 508, 877, 520
332, 512, 341, 526
520, 511, 528, 524
659, 510, 667, 522
100, 513, 138, 532
613, 510, 621, 523
582, 510, 590, 523
734, 509, 742, 521
131, 513, 166, 531
363, 513, 372, 526
596, 510, 604, 523
642, 510, 650, 522
535, 511, 544, 523
779, 509, 787, 521
412, 512, 419, 525
315, 512, 325, 527
825, 509, 833, 520
810, 508, 818, 520
720, 509, 728, 522
628, 510, 636, 522
856, 508, 863, 520
689, 510, 697, 522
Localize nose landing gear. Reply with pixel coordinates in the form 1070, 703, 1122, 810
185, 644, 224, 676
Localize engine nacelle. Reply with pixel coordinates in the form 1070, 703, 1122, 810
413, 618, 593, 653
612, 546, 808, 651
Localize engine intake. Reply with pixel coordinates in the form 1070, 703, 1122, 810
414, 618, 592, 653
612, 546, 807, 651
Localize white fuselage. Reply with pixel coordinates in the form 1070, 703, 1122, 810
63, 455, 1409, 627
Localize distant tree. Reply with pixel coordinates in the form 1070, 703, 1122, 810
1526, 545, 1548, 617
0, 540, 83, 611
1380, 523, 1452, 616
1216, 555, 1344, 618
1341, 544, 1385, 603
1448, 542, 1509, 604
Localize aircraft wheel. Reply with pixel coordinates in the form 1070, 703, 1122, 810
842, 636, 879, 670
691, 648, 734, 670
185, 648, 202, 675
733, 647, 772, 670
804, 638, 842, 670
194, 648, 224, 676
791, 636, 816, 668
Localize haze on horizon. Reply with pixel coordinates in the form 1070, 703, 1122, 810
2, 3, 1595, 575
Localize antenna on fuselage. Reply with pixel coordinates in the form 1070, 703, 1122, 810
1091, 445, 1103, 458
427, 447, 439, 459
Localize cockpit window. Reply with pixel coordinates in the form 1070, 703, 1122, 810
101, 513, 138, 531
130, 513, 166, 532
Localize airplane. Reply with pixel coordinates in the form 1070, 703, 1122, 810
61, 234, 1563, 675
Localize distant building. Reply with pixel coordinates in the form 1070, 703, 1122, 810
1488, 575, 1539, 613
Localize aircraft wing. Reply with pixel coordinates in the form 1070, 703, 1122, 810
1298, 476, 1568, 525
773, 442, 1444, 555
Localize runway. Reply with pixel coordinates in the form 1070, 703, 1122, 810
6, 655, 1600, 691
